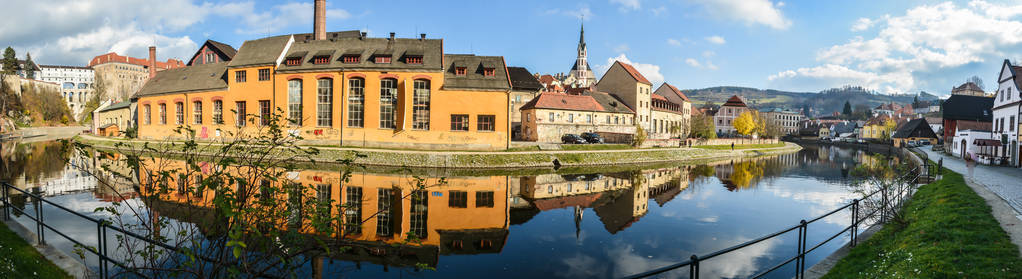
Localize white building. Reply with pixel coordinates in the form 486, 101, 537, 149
952, 128, 994, 160
39, 65, 95, 120
994, 60, 1021, 167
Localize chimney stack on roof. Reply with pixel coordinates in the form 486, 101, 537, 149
389, 32, 395, 40
314, 0, 326, 40
148, 46, 156, 79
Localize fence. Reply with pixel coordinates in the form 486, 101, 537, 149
625, 152, 936, 279
0, 181, 222, 279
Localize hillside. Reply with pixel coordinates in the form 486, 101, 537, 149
683, 86, 940, 117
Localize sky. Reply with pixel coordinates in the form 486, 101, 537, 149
4, 0, 1022, 96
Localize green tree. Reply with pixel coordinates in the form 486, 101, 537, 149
632, 124, 647, 147
79, 75, 107, 123
1, 47, 17, 116
689, 114, 717, 139
23, 52, 35, 79
842, 101, 853, 116
734, 111, 756, 136
1, 47, 16, 75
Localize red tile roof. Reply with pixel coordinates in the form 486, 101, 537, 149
615, 61, 651, 85
663, 83, 690, 102
651, 93, 667, 101
533, 193, 603, 211
88, 52, 185, 69
519, 92, 606, 112
539, 74, 557, 85
722, 95, 747, 107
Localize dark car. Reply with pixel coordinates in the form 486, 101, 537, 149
580, 132, 604, 144
561, 134, 587, 144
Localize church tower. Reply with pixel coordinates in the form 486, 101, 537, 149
568, 23, 595, 88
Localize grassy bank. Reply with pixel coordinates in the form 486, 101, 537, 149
822, 170, 1022, 278
693, 143, 785, 150
0, 223, 70, 278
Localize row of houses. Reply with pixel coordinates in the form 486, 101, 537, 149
944, 60, 1022, 168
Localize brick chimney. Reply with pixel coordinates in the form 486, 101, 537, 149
314, 0, 326, 40
148, 46, 157, 79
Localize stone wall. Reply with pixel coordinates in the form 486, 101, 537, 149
689, 138, 778, 146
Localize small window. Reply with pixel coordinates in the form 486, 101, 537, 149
258, 69, 270, 81
259, 100, 271, 126
235, 70, 246, 83
193, 101, 202, 124
175, 102, 184, 124
236, 101, 246, 127
449, 191, 467, 208
407, 56, 423, 64
285, 57, 302, 66
477, 115, 495, 131
484, 68, 495, 77
313, 56, 330, 65
476, 191, 494, 208
455, 67, 467, 75
451, 114, 469, 131
342, 55, 359, 63
374, 56, 391, 64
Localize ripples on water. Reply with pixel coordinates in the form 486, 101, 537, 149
0, 141, 876, 278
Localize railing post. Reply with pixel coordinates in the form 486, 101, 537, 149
798, 219, 807, 279
1, 183, 8, 221
34, 195, 44, 245
851, 199, 858, 247
881, 187, 888, 224
97, 222, 105, 279
102, 224, 109, 279
690, 254, 699, 279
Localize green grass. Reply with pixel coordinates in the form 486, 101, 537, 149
693, 143, 785, 150
0, 223, 71, 278
822, 170, 1022, 278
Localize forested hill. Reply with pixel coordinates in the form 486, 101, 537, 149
682, 86, 941, 117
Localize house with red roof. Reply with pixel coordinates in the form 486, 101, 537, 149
650, 83, 692, 139
596, 61, 691, 141
714, 95, 749, 135
519, 91, 636, 142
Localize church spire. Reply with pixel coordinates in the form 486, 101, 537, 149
579, 21, 585, 47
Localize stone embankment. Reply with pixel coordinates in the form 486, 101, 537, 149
78, 135, 802, 169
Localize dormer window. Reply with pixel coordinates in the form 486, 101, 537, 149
407, 56, 423, 64
374, 56, 392, 64
313, 56, 330, 64
285, 57, 302, 66
484, 68, 495, 77
342, 55, 359, 63
456, 67, 467, 75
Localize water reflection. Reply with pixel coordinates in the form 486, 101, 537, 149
0, 141, 882, 278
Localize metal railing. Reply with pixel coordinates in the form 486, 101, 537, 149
625, 157, 936, 279
0, 181, 222, 279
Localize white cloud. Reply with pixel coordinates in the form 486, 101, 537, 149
707, 61, 719, 70
600, 54, 666, 85
221, 1, 351, 35
706, 35, 726, 45
611, 0, 641, 11
702, 50, 716, 58
851, 17, 876, 31
769, 1, 1022, 93
667, 39, 682, 46
685, 58, 702, 68
688, 0, 792, 30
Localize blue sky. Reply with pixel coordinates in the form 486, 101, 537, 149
5, 0, 1022, 95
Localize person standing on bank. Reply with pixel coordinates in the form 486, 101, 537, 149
731, 143, 735, 151
965, 152, 976, 180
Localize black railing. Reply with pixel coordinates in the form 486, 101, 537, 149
625, 159, 934, 279
0, 181, 222, 279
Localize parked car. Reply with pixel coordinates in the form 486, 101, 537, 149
920, 141, 931, 146
561, 134, 587, 144
580, 132, 604, 144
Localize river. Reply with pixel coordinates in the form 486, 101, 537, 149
0, 140, 875, 278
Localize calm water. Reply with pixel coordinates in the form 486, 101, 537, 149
0, 140, 873, 278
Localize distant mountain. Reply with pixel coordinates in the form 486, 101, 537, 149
682, 86, 941, 117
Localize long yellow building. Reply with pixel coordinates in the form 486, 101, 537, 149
135, 31, 512, 150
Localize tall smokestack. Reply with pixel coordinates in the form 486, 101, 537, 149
148, 46, 157, 79
314, 0, 326, 40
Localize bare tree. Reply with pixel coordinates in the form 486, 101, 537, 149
967, 76, 984, 91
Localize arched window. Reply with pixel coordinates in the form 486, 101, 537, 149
288, 79, 303, 126
317, 78, 333, 127
379, 78, 397, 129
347, 78, 364, 127
412, 79, 430, 130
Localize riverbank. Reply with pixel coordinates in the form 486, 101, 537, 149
0, 223, 71, 278
821, 169, 1022, 278
0, 126, 84, 143
76, 135, 802, 169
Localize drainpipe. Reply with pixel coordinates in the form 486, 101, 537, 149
339, 70, 345, 147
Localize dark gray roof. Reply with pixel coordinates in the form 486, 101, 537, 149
135, 62, 228, 98
507, 67, 542, 91
98, 101, 131, 112
893, 118, 937, 139
587, 91, 635, 114
942, 94, 993, 121
277, 36, 443, 72
207, 40, 237, 59
442, 54, 509, 91
830, 122, 857, 134
227, 35, 292, 68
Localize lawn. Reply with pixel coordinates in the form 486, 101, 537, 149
822, 170, 1022, 278
693, 142, 785, 150
0, 223, 71, 278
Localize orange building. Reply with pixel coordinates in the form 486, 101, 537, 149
135, 31, 512, 150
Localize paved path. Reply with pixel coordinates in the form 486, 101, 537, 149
921, 148, 1022, 214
